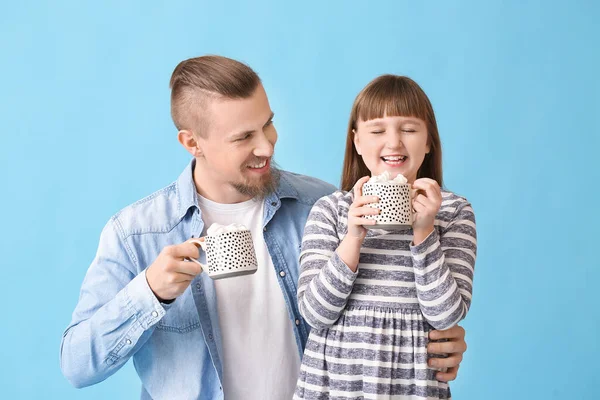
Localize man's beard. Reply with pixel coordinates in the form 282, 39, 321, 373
230, 160, 281, 200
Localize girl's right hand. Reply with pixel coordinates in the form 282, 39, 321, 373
347, 176, 379, 241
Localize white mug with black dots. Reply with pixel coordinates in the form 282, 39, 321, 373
362, 172, 413, 229
187, 223, 258, 279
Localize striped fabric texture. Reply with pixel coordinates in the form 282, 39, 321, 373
294, 190, 477, 400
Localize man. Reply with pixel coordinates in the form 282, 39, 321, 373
60, 55, 467, 399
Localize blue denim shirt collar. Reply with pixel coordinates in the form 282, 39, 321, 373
176, 158, 300, 220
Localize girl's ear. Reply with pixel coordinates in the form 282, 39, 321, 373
353, 129, 362, 155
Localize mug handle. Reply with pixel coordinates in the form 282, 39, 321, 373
185, 238, 207, 273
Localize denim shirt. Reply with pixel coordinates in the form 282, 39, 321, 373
60, 159, 335, 400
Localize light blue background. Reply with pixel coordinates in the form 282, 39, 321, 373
1, 1, 598, 399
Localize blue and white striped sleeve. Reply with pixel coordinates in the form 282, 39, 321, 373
297, 194, 358, 330
411, 200, 477, 330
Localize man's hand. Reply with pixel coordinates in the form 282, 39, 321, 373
145, 240, 203, 302
427, 325, 467, 382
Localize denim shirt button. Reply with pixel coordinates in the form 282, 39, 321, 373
279, 271, 286, 277
152, 311, 159, 318
208, 333, 214, 341
271, 201, 277, 206
295, 319, 300, 326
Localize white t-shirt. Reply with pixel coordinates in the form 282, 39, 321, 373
198, 194, 300, 400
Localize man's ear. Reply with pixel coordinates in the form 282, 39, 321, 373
178, 130, 204, 157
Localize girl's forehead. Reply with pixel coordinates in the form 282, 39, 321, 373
358, 115, 425, 126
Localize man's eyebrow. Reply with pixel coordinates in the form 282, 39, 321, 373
230, 112, 275, 139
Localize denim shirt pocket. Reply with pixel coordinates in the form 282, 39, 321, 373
156, 288, 201, 333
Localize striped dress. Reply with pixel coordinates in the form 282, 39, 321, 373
294, 190, 477, 400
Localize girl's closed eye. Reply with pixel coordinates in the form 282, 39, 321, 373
400, 124, 418, 133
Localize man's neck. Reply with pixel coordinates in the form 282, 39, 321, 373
193, 167, 254, 205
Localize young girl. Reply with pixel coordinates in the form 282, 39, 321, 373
294, 75, 477, 400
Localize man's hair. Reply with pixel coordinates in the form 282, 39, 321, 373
169, 55, 261, 135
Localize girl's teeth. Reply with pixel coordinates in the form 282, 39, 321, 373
383, 156, 406, 162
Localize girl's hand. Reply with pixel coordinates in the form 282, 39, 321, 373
411, 178, 442, 243
347, 176, 379, 241
338, 176, 379, 272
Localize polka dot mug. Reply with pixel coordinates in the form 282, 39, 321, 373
362, 181, 413, 229
187, 230, 258, 279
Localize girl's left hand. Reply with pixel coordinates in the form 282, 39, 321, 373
411, 178, 442, 235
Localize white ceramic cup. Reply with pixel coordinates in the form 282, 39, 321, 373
187, 229, 258, 279
362, 181, 413, 229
